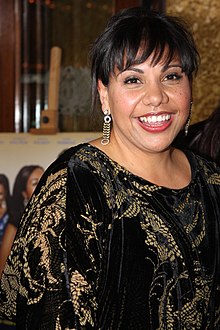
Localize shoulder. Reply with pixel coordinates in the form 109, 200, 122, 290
33, 144, 87, 194
193, 152, 220, 171
44, 143, 87, 174
13, 144, 89, 239
187, 150, 220, 185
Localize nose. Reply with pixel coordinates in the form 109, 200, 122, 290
142, 82, 169, 107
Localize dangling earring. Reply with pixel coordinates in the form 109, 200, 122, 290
185, 101, 193, 136
101, 110, 112, 145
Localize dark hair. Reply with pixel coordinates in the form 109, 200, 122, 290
0, 174, 10, 199
90, 7, 200, 111
188, 105, 220, 165
12, 165, 44, 223
0, 174, 11, 209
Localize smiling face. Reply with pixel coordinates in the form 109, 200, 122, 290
98, 53, 192, 156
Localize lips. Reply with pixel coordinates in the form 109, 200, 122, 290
139, 113, 171, 125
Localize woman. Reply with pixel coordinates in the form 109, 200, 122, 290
0, 175, 11, 246
0, 165, 44, 276
0, 7, 219, 329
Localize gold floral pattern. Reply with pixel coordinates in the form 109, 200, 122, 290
0, 144, 220, 329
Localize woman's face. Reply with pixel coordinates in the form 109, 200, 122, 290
98, 53, 192, 155
23, 168, 44, 201
0, 184, 6, 204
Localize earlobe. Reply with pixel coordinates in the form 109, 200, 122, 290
98, 79, 109, 111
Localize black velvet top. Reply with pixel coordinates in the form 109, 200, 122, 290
0, 144, 220, 329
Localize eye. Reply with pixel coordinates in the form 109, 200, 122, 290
164, 73, 183, 81
124, 76, 141, 84
31, 179, 39, 187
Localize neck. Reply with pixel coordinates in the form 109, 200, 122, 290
91, 138, 191, 189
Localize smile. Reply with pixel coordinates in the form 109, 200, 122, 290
139, 114, 171, 125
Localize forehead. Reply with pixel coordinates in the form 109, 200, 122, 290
27, 168, 43, 181
115, 47, 181, 74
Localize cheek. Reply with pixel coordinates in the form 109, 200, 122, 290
25, 182, 37, 200
182, 84, 191, 104
108, 91, 123, 114
173, 79, 191, 101
109, 91, 140, 116
176, 90, 191, 111
26, 187, 34, 200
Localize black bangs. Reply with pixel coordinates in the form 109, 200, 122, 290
89, 7, 200, 111
118, 32, 175, 72
111, 17, 196, 75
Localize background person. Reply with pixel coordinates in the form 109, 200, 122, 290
0, 7, 220, 329
0, 174, 13, 330
0, 174, 12, 247
174, 103, 220, 164
0, 165, 44, 276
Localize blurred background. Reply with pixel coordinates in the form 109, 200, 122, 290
0, 1, 220, 328
1, 0, 219, 134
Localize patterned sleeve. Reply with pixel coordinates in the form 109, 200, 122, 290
0, 163, 69, 327
0, 155, 104, 329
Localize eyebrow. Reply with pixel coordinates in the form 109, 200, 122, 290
119, 63, 183, 75
162, 64, 183, 72
120, 67, 144, 75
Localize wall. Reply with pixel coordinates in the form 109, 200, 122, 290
167, 0, 220, 123
0, 132, 100, 192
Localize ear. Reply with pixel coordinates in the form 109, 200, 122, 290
98, 79, 110, 112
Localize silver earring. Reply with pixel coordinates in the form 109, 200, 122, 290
101, 110, 112, 145
185, 101, 193, 136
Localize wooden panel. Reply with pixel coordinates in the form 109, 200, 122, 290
0, 0, 15, 132
0, 0, 165, 133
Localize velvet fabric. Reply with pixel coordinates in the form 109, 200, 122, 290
0, 144, 219, 329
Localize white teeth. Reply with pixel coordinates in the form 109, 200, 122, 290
139, 114, 171, 124
139, 116, 147, 123
152, 116, 157, 123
